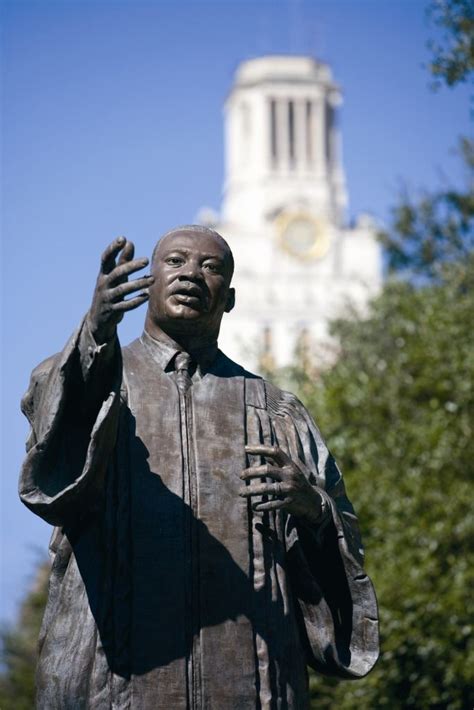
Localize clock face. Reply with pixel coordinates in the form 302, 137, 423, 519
277, 212, 330, 261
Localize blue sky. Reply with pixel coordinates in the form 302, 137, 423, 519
1, 0, 471, 622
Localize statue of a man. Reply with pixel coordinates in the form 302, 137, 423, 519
20, 226, 379, 709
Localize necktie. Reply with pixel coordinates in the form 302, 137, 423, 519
174, 352, 193, 394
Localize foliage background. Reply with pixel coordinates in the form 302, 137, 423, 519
290, 253, 474, 708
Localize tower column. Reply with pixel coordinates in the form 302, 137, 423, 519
277, 98, 289, 171
315, 94, 327, 177
268, 97, 278, 169
295, 99, 306, 171
305, 100, 314, 169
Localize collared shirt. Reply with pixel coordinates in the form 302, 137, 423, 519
140, 328, 219, 377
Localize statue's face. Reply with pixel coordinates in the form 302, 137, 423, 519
147, 230, 235, 339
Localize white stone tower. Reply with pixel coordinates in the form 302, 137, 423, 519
198, 55, 382, 370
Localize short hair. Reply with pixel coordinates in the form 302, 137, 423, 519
151, 225, 234, 281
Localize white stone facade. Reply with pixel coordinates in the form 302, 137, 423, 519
197, 55, 382, 371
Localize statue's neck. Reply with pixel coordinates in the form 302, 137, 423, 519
144, 318, 218, 354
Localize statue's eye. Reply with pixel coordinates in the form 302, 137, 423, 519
166, 256, 184, 266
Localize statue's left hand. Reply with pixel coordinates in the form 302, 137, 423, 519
240, 445, 326, 524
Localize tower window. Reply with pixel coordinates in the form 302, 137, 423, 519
270, 99, 278, 164
288, 100, 295, 167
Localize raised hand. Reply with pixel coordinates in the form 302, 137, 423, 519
88, 237, 154, 344
240, 444, 326, 524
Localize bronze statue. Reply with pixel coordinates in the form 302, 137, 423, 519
19, 226, 379, 709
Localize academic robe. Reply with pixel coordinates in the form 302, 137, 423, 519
19, 319, 379, 709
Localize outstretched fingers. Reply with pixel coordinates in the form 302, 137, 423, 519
109, 293, 150, 312
107, 276, 154, 302
100, 237, 126, 274
106, 258, 150, 285
117, 239, 135, 265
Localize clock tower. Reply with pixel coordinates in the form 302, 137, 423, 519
199, 55, 382, 369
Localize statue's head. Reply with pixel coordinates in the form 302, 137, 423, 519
145, 225, 235, 342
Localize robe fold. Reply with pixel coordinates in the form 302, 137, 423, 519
19, 320, 379, 709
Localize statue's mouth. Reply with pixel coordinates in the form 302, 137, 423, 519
170, 285, 205, 308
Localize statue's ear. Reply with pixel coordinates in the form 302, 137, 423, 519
225, 288, 235, 313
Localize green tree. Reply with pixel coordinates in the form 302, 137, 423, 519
293, 258, 474, 708
0, 563, 49, 710
379, 138, 473, 281
428, 0, 474, 87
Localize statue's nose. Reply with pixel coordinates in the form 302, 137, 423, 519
179, 261, 203, 281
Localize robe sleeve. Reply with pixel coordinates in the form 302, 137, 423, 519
268, 387, 379, 679
19, 317, 122, 527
